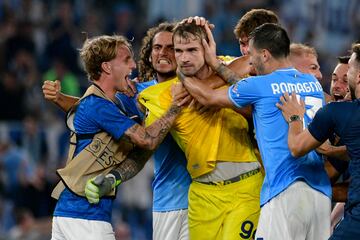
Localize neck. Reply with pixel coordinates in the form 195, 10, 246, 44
194, 64, 213, 80
156, 71, 176, 83
265, 57, 292, 75
94, 79, 117, 101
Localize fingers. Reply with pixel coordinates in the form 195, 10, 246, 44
177, 95, 192, 107
85, 180, 100, 204
93, 174, 105, 185
42, 80, 58, 100
202, 39, 210, 52
204, 24, 215, 46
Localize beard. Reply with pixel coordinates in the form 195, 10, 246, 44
157, 70, 176, 79
350, 86, 356, 100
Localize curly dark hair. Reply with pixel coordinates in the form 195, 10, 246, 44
138, 22, 175, 82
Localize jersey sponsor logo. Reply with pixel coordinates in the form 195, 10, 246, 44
271, 81, 323, 95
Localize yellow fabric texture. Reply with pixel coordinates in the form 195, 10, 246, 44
139, 77, 258, 178
188, 171, 262, 240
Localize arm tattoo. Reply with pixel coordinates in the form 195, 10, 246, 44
144, 104, 181, 147
113, 147, 153, 182
126, 104, 181, 150
215, 63, 241, 85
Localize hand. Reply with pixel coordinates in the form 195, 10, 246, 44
180, 16, 215, 29
276, 92, 305, 122
85, 174, 116, 204
201, 24, 219, 70
316, 141, 332, 155
171, 82, 192, 107
189, 99, 214, 114
42, 80, 61, 103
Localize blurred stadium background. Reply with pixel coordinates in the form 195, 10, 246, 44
0, 0, 358, 239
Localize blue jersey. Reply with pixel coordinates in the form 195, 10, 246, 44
116, 80, 191, 212
54, 95, 136, 222
308, 100, 360, 212
228, 67, 332, 206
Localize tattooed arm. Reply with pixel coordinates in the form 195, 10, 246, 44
124, 83, 190, 150
124, 104, 182, 150
110, 147, 153, 183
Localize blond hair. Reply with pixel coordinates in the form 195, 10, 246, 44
79, 35, 132, 81
289, 43, 318, 59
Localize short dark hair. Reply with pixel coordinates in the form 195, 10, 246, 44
249, 23, 290, 59
172, 21, 208, 44
337, 56, 350, 64
234, 9, 279, 39
352, 43, 360, 64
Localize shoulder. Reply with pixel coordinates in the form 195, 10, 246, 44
78, 95, 120, 118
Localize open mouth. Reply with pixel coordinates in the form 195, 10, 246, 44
158, 59, 171, 64
333, 93, 344, 101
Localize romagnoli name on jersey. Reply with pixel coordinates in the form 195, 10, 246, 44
271, 81, 323, 95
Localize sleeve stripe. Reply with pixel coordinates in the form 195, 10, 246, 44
227, 86, 244, 109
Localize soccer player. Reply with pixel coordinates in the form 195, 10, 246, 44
181, 23, 332, 239
48, 34, 187, 240
289, 43, 323, 81
330, 56, 351, 101
234, 9, 279, 55
276, 43, 360, 240
139, 21, 263, 240
44, 23, 192, 240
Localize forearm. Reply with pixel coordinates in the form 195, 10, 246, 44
144, 104, 181, 149
55, 93, 79, 112
288, 121, 305, 156
125, 104, 181, 150
327, 145, 349, 161
332, 182, 349, 202
111, 147, 153, 182
214, 62, 241, 85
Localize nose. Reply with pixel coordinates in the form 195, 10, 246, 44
316, 70, 322, 81
159, 47, 167, 56
130, 59, 136, 69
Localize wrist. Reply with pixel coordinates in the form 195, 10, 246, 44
213, 60, 223, 72
288, 114, 303, 123
108, 170, 122, 187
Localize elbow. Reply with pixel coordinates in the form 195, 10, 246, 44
288, 143, 305, 158
290, 149, 303, 158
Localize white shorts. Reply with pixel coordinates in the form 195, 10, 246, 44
51, 216, 115, 240
255, 181, 331, 240
153, 209, 189, 240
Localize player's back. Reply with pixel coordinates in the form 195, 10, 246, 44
236, 68, 331, 205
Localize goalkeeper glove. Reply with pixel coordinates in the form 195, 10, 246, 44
85, 171, 122, 204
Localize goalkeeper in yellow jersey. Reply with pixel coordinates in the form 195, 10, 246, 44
139, 21, 262, 240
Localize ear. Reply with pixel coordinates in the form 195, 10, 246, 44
262, 49, 271, 63
101, 62, 111, 74
149, 57, 152, 63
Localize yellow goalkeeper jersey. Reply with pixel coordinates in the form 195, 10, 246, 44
139, 77, 258, 179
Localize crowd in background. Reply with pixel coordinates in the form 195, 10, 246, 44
0, 0, 358, 239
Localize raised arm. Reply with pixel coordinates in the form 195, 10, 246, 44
42, 80, 79, 112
